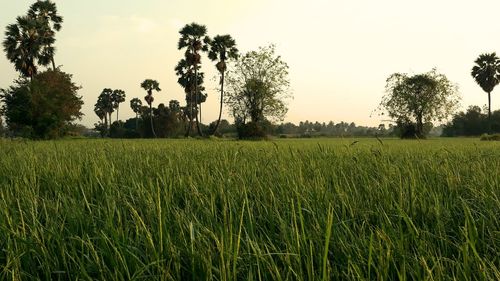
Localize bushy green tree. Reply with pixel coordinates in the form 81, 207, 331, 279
225, 45, 291, 138
380, 69, 460, 138
1, 70, 83, 139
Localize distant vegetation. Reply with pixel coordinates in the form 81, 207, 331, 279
443, 106, 500, 137
1, 1, 500, 139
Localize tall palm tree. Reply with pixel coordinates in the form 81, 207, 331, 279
205, 34, 239, 135
3, 16, 53, 79
141, 79, 161, 138
112, 89, 126, 121
130, 98, 142, 131
178, 23, 207, 136
97, 88, 114, 130
27, 0, 63, 71
471, 52, 500, 133
94, 103, 107, 127
175, 58, 207, 136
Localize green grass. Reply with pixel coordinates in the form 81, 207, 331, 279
0, 138, 499, 280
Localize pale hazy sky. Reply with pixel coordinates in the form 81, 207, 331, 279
1, 0, 500, 127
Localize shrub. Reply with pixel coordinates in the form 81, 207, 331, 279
236, 121, 268, 139
480, 133, 500, 141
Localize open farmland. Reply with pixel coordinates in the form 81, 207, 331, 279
0, 138, 499, 280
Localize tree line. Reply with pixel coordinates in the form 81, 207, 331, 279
93, 28, 291, 139
1, 1, 498, 139
378, 53, 500, 138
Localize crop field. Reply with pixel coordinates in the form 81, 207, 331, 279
0, 138, 499, 280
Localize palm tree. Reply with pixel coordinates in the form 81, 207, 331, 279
97, 88, 114, 130
112, 89, 126, 121
178, 23, 207, 136
27, 0, 63, 71
94, 102, 107, 137
205, 34, 239, 135
175, 58, 207, 136
471, 53, 500, 134
130, 98, 142, 131
3, 16, 53, 79
141, 79, 161, 138
94, 103, 106, 126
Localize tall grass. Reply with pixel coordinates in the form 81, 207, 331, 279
0, 138, 499, 280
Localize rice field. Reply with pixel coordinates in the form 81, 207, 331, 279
0, 138, 499, 280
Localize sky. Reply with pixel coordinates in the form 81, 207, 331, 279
1, 0, 500, 127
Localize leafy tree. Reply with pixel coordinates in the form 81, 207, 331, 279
471, 53, 500, 134
112, 89, 126, 121
130, 97, 142, 131
152, 101, 185, 138
225, 45, 291, 138
178, 23, 207, 136
380, 69, 460, 138
1, 70, 83, 139
141, 79, 161, 138
3, 16, 53, 79
205, 34, 239, 135
27, 0, 63, 71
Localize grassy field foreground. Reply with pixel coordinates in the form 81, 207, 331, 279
0, 138, 499, 280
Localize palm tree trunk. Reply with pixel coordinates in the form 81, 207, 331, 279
116, 106, 119, 122
108, 112, 112, 136
212, 71, 225, 135
185, 108, 192, 137
51, 57, 56, 71
488, 91, 492, 134
199, 102, 202, 130
194, 65, 203, 136
185, 85, 194, 137
135, 113, 139, 131
150, 104, 156, 138
104, 114, 108, 136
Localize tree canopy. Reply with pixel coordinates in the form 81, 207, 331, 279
380, 69, 460, 138
1, 70, 83, 138
225, 45, 291, 135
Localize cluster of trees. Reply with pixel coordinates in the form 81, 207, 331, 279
4, 3, 495, 140
1, 1, 83, 139
94, 23, 291, 139
101, 118, 420, 139
443, 106, 500, 136
0, 2, 291, 140
378, 52, 500, 139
